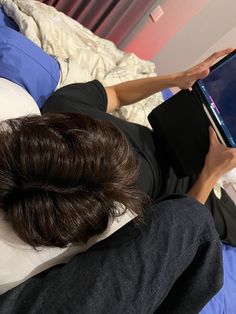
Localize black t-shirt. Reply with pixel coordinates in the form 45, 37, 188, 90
43, 80, 162, 198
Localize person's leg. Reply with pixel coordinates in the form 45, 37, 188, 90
0, 195, 222, 314
0, 27, 60, 108
205, 188, 236, 246
162, 166, 236, 246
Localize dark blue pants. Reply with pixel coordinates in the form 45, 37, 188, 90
0, 195, 222, 314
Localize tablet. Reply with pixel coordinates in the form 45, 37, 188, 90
148, 50, 236, 178
193, 49, 236, 147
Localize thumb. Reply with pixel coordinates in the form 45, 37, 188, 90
209, 126, 220, 146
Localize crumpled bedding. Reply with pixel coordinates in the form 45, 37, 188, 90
0, 0, 164, 127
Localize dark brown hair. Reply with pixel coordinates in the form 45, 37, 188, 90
0, 113, 149, 247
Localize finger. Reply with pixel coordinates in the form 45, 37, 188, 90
224, 47, 235, 54
209, 126, 220, 146
203, 48, 235, 66
205, 48, 234, 62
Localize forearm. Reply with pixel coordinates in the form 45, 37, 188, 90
113, 74, 178, 106
105, 74, 179, 112
105, 48, 234, 112
187, 171, 218, 204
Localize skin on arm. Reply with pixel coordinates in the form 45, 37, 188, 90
105, 48, 236, 205
187, 126, 236, 204
105, 48, 234, 113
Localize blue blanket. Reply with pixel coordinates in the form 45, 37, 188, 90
0, 6, 60, 108
200, 244, 236, 314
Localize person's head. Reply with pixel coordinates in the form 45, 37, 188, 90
0, 113, 148, 248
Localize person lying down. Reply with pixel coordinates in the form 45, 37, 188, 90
1, 23, 235, 247
0, 8, 236, 311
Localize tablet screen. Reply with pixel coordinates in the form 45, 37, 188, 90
195, 51, 236, 147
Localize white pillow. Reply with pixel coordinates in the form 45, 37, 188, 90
0, 207, 135, 295
0, 78, 40, 121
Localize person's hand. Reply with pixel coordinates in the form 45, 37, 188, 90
174, 48, 235, 89
187, 126, 236, 204
202, 126, 236, 182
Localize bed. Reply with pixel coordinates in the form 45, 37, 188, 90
0, 1, 235, 313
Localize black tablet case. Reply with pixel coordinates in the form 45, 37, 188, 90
148, 89, 211, 178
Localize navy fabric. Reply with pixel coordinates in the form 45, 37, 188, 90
0, 195, 223, 314
0, 27, 60, 108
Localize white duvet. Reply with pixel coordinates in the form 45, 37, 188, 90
0, 0, 164, 127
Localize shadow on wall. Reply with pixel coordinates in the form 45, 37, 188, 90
39, 0, 156, 47
123, 0, 209, 60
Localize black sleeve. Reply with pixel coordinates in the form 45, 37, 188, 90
42, 80, 108, 113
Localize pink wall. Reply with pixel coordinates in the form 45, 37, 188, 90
124, 0, 209, 60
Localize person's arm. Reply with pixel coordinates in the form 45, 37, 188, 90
187, 126, 236, 204
105, 48, 234, 112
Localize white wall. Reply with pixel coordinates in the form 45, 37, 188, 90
152, 0, 236, 201
153, 0, 236, 74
